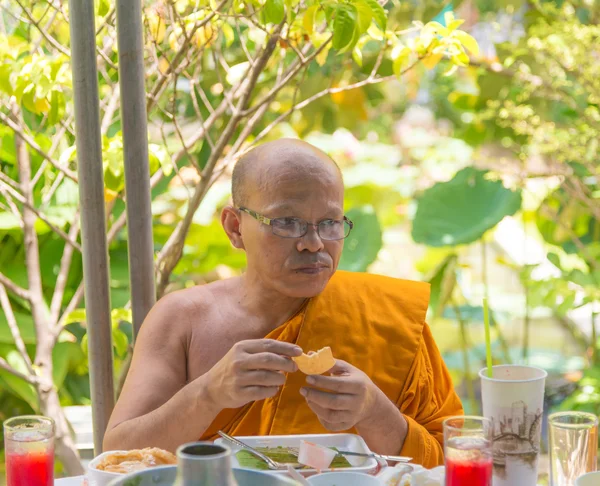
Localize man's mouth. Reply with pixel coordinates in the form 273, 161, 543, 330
295, 264, 328, 274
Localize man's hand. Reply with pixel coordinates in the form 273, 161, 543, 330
300, 360, 383, 432
204, 339, 302, 410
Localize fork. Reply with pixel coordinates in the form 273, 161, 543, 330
287, 446, 412, 464
217, 431, 303, 470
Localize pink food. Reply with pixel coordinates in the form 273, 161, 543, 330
297, 440, 337, 471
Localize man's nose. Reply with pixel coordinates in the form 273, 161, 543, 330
296, 224, 324, 252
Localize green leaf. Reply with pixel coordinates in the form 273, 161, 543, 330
0, 64, 13, 95
392, 46, 412, 77
332, 5, 358, 52
264, 0, 285, 24
221, 22, 235, 48
52, 342, 79, 389
303, 5, 318, 34
453, 30, 479, 56
97, 0, 110, 17
352, 46, 363, 66
354, 0, 373, 35
412, 168, 522, 247
112, 328, 129, 358
338, 206, 382, 272
428, 254, 458, 317
362, 0, 386, 31
195, 140, 212, 170
63, 309, 87, 325
0, 350, 39, 411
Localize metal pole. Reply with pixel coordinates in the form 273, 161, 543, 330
116, 0, 156, 338
68, 0, 114, 455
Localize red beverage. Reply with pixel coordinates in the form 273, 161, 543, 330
6, 449, 54, 486
445, 437, 492, 486
446, 455, 493, 486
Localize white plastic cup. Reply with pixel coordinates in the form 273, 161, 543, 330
479, 365, 547, 486
575, 471, 600, 486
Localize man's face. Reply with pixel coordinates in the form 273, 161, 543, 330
240, 164, 345, 298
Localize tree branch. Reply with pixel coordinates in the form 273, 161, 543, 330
0, 111, 78, 182
0, 271, 30, 301
13, 0, 70, 56
49, 212, 80, 325
13, 105, 52, 373
101, 85, 120, 136
0, 179, 82, 252
155, 21, 284, 295
0, 357, 36, 384
147, 0, 228, 112
253, 72, 399, 147
241, 39, 326, 117
0, 284, 35, 375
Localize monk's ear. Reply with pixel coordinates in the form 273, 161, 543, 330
221, 206, 246, 250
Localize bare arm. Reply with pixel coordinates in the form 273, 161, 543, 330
103, 292, 216, 452
103, 293, 302, 452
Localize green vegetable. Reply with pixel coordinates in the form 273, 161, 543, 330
235, 446, 352, 470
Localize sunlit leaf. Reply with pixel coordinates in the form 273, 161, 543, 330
303, 5, 318, 34
354, 0, 373, 35
362, 0, 386, 31
221, 22, 235, 48
453, 30, 480, 57
422, 52, 443, 69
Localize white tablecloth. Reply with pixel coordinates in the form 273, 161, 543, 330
55, 476, 85, 485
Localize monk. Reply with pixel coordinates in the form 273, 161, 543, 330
103, 138, 463, 468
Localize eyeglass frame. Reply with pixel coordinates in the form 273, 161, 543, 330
237, 206, 354, 241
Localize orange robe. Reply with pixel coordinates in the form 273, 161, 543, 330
201, 271, 463, 468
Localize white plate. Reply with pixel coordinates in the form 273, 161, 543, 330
215, 433, 379, 477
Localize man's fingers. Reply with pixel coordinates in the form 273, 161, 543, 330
243, 370, 286, 387
244, 352, 298, 373
301, 387, 353, 410
328, 359, 352, 375
242, 339, 303, 357
305, 374, 355, 393
305, 400, 353, 425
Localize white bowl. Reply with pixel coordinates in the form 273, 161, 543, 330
576, 471, 600, 486
308, 471, 382, 486
87, 450, 128, 486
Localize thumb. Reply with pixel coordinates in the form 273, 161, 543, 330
328, 359, 352, 376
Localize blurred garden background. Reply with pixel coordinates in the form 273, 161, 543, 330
0, 0, 599, 480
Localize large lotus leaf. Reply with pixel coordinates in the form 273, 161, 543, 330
338, 206, 382, 272
412, 168, 522, 247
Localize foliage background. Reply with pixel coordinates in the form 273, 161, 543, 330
0, 0, 599, 479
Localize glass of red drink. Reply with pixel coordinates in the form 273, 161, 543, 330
4, 415, 55, 486
444, 416, 493, 486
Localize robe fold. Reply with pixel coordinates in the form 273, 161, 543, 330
201, 271, 463, 467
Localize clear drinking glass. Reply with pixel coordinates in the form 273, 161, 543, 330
3, 415, 55, 486
549, 411, 598, 486
444, 416, 493, 486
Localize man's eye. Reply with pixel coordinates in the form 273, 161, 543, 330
280, 218, 300, 226
320, 219, 336, 227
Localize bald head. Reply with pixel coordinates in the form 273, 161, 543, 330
231, 138, 342, 208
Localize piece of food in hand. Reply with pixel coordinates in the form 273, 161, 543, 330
292, 347, 336, 375
297, 440, 337, 471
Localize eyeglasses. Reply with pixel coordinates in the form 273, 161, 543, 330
238, 207, 353, 241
